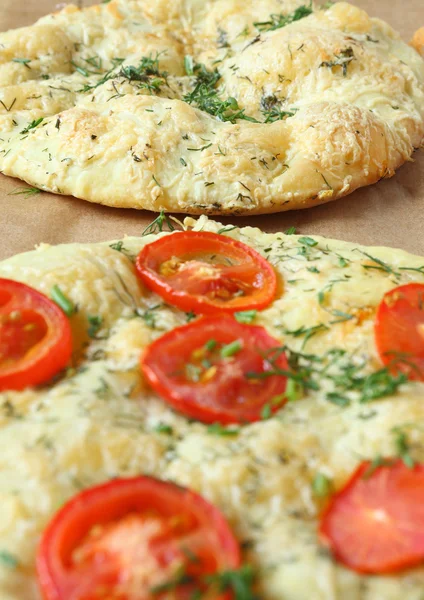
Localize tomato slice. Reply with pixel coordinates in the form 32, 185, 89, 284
36, 476, 241, 600
319, 459, 424, 574
135, 231, 277, 314
0, 278, 73, 391
141, 314, 288, 424
375, 283, 424, 380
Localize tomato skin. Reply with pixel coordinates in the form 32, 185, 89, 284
36, 476, 241, 600
319, 459, 424, 574
141, 314, 288, 424
375, 283, 424, 380
0, 279, 73, 391
135, 231, 277, 314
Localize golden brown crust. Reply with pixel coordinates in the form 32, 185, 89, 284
412, 27, 424, 57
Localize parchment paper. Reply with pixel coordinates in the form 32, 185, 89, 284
1, 0, 423, 260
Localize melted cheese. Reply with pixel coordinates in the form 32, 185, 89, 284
0, 1, 423, 214
0, 217, 424, 599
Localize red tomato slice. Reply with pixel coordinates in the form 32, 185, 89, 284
319, 459, 424, 574
0, 278, 72, 391
36, 476, 241, 600
375, 283, 424, 380
135, 231, 277, 314
141, 314, 288, 424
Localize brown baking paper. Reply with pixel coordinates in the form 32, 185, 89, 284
0, 0, 423, 261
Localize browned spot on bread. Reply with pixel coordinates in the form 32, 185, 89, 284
411, 27, 424, 57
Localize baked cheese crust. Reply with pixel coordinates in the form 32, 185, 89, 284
0, 217, 424, 598
0, 1, 423, 214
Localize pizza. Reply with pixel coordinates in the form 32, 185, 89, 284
0, 0, 423, 215
0, 215, 424, 599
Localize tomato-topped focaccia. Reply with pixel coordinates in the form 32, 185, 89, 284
0, 216, 424, 599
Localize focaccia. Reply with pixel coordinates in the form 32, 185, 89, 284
0, 216, 424, 599
0, 0, 423, 214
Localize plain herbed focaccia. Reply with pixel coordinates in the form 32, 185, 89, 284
0, 216, 424, 599
0, 0, 423, 215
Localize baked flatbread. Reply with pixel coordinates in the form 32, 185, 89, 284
0, 216, 424, 598
0, 1, 423, 214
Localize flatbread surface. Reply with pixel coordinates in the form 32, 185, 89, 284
0, 0, 423, 214
1, 217, 424, 598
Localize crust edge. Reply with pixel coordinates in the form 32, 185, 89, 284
411, 27, 424, 56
